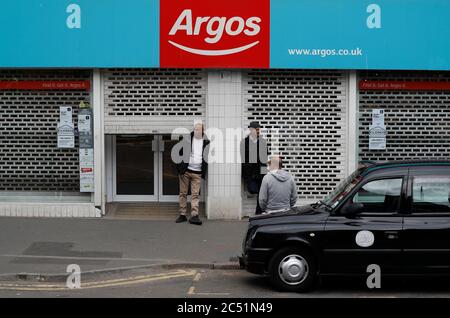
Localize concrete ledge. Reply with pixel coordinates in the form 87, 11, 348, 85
0, 203, 100, 218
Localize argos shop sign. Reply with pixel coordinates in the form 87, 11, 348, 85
1, 0, 450, 70
160, 0, 270, 68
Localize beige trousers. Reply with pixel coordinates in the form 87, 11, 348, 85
179, 171, 202, 216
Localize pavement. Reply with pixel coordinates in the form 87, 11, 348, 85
0, 216, 248, 281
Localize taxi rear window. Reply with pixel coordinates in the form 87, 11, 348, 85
412, 176, 450, 213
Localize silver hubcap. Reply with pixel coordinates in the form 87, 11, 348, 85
278, 254, 309, 285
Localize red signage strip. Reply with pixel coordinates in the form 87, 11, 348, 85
0, 81, 91, 91
359, 81, 450, 91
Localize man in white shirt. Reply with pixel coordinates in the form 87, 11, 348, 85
175, 122, 210, 225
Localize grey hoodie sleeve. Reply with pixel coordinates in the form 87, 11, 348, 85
258, 175, 269, 212
290, 177, 298, 207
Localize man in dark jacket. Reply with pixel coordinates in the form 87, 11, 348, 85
175, 122, 210, 225
240, 121, 268, 215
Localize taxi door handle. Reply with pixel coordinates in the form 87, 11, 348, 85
384, 231, 399, 239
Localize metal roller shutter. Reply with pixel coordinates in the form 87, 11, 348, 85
243, 70, 348, 212
359, 71, 450, 161
103, 69, 206, 134
0, 70, 91, 192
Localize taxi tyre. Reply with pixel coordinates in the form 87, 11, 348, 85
268, 247, 317, 292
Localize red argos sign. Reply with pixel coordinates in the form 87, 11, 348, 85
160, 0, 270, 68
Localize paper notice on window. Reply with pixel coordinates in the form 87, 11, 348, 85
372, 109, 385, 127
369, 137, 386, 150
80, 174, 94, 192
369, 123, 387, 150
78, 114, 91, 133
57, 122, 75, 148
59, 106, 73, 124
79, 148, 94, 192
79, 148, 94, 165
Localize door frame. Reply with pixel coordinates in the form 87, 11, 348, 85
112, 135, 158, 202
111, 134, 180, 203
156, 135, 180, 202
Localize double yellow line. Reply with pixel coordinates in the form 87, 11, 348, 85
0, 269, 197, 291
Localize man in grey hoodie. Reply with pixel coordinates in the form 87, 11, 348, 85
259, 155, 298, 212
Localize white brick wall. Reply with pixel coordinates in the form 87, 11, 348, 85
359, 70, 450, 161
0, 70, 96, 218
0, 70, 91, 192
243, 70, 349, 211
206, 70, 243, 220
103, 69, 207, 134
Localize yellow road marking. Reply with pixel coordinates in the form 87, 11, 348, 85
186, 271, 230, 296
193, 273, 201, 282
187, 271, 201, 295
191, 292, 230, 296
0, 270, 197, 291
187, 286, 196, 295
0, 270, 192, 288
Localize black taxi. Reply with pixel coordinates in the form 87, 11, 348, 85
240, 161, 450, 292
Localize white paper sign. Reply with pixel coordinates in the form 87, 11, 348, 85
80, 148, 94, 165
79, 148, 94, 192
369, 109, 386, 150
369, 125, 387, 138
59, 106, 73, 124
57, 122, 75, 148
369, 137, 386, 150
80, 174, 94, 192
78, 114, 92, 133
372, 109, 385, 126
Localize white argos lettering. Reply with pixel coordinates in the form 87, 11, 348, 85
66, 4, 81, 29
194, 16, 210, 35
205, 17, 227, 43
170, 9, 193, 35
169, 9, 261, 43
244, 17, 261, 36
225, 17, 245, 36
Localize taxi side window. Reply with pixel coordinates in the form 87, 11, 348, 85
413, 176, 450, 213
352, 178, 403, 213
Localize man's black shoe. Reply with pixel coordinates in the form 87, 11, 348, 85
189, 215, 203, 225
175, 215, 187, 223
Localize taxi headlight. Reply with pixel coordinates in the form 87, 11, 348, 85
245, 227, 258, 248
251, 228, 258, 241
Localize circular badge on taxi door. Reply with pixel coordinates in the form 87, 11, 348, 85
355, 230, 375, 247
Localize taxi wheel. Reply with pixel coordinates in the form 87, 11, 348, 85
268, 247, 317, 292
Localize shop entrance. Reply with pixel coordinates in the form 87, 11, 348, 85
112, 135, 179, 202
